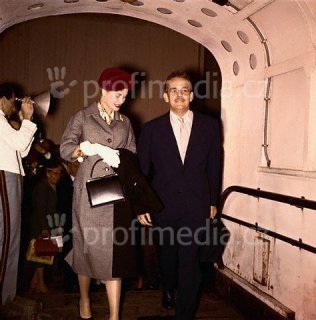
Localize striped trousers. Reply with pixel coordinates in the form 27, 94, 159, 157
0, 170, 22, 305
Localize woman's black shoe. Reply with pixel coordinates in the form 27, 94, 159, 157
162, 290, 175, 309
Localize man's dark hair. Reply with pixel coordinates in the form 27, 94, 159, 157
164, 71, 192, 92
0, 83, 16, 100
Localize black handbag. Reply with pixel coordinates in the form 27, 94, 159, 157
86, 159, 125, 207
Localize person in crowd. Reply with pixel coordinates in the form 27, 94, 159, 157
18, 148, 42, 294
0, 83, 37, 305
60, 68, 137, 320
137, 71, 221, 320
28, 158, 63, 293
18, 137, 54, 294
57, 159, 79, 293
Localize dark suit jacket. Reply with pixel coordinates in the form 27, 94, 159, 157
111, 149, 163, 278
114, 148, 163, 216
138, 111, 221, 228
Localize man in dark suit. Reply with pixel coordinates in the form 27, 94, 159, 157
137, 71, 221, 320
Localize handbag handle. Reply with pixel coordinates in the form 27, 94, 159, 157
90, 158, 104, 179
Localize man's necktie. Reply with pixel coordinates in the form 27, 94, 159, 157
178, 117, 189, 163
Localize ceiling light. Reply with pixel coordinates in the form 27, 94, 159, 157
28, 3, 44, 10
157, 8, 172, 14
201, 8, 217, 17
212, 0, 229, 5
188, 20, 202, 28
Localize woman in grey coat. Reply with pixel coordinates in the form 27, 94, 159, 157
60, 68, 136, 320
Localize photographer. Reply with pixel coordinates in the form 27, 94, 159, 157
0, 83, 37, 305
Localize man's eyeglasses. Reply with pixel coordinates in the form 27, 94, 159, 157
167, 88, 191, 96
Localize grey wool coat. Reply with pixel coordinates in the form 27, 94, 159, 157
60, 103, 136, 280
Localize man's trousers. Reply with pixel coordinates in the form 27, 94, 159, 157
0, 171, 21, 305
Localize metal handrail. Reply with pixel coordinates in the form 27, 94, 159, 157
219, 186, 316, 254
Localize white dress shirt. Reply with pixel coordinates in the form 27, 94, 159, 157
170, 110, 193, 159
0, 110, 37, 175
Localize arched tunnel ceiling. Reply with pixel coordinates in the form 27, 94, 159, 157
0, 0, 315, 83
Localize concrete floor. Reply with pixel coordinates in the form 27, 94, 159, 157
1, 285, 244, 319
0, 254, 249, 320
1, 260, 289, 320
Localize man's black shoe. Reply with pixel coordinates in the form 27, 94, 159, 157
162, 290, 175, 309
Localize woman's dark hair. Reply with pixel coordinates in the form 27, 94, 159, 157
0, 83, 16, 100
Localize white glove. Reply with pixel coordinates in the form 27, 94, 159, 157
80, 141, 97, 156
94, 143, 120, 168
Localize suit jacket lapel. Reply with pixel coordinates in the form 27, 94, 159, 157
185, 111, 200, 162
160, 111, 201, 165
160, 113, 183, 163
90, 103, 111, 131
162, 112, 179, 151
162, 112, 201, 166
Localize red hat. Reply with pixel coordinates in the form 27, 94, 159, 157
98, 67, 133, 91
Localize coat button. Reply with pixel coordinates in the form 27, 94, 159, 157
107, 138, 112, 143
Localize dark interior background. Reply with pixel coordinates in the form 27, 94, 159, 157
0, 13, 221, 142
